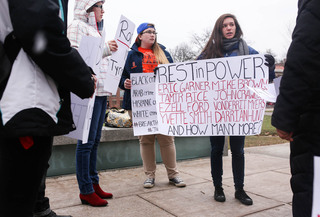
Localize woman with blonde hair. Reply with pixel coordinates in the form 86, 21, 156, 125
119, 23, 186, 188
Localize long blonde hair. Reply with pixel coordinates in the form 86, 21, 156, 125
135, 23, 169, 64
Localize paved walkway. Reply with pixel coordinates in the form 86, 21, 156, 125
46, 143, 292, 217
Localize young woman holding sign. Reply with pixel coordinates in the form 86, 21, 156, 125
67, 0, 118, 207
119, 23, 186, 189
197, 13, 275, 206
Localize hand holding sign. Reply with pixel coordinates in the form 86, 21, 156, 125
107, 39, 118, 52
124, 78, 131, 89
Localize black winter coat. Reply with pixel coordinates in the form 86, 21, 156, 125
0, 0, 95, 137
272, 0, 320, 216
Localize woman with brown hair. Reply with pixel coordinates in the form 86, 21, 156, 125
198, 13, 275, 206
119, 23, 186, 189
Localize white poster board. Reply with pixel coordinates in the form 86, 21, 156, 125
67, 95, 95, 143
66, 36, 103, 143
247, 84, 277, 103
155, 54, 269, 136
131, 73, 158, 136
77, 33, 105, 75
312, 156, 320, 217
273, 75, 282, 97
104, 15, 135, 94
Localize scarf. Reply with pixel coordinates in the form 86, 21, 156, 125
223, 38, 249, 56
97, 20, 104, 31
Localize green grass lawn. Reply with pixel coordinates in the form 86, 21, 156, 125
245, 115, 288, 147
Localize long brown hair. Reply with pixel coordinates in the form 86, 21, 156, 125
200, 13, 243, 59
135, 23, 169, 64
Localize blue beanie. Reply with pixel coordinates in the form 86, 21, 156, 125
137, 23, 155, 34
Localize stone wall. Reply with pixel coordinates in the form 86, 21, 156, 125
48, 127, 227, 177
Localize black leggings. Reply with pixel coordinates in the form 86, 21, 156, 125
0, 136, 53, 217
210, 136, 245, 190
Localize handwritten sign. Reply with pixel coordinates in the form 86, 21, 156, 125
155, 54, 268, 136
312, 156, 320, 217
131, 73, 158, 136
104, 15, 135, 94
66, 36, 103, 143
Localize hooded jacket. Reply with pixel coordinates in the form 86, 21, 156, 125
119, 42, 173, 110
272, 0, 320, 215
0, 0, 95, 137
67, 0, 112, 96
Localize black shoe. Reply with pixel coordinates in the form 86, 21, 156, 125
169, 177, 186, 187
143, 178, 155, 188
235, 189, 253, 205
46, 210, 72, 217
214, 187, 226, 202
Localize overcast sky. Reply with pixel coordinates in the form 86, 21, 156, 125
68, 0, 298, 61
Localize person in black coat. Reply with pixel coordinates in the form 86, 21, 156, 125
272, 0, 320, 216
0, 0, 96, 216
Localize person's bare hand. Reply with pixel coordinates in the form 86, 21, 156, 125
276, 129, 293, 142
124, 78, 131, 89
108, 40, 118, 52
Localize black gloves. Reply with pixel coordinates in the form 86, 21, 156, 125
264, 54, 275, 68
264, 54, 276, 82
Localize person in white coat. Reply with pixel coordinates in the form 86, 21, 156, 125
67, 0, 118, 207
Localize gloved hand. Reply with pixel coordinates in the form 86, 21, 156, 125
264, 54, 275, 68
264, 54, 275, 82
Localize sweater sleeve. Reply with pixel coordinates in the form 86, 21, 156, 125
67, 21, 85, 49
103, 42, 112, 57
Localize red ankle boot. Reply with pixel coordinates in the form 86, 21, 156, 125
79, 192, 108, 207
93, 183, 113, 199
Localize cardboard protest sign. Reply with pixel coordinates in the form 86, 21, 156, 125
104, 15, 135, 94
155, 54, 269, 136
131, 73, 158, 136
312, 156, 320, 217
66, 36, 103, 143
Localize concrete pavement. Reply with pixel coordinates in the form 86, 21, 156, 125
46, 143, 293, 217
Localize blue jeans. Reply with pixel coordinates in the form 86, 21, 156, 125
210, 136, 245, 190
76, 96, 107, 195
